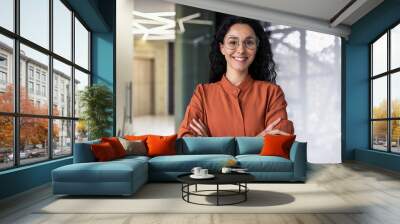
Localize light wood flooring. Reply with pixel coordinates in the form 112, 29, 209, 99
0, 162, 400, 224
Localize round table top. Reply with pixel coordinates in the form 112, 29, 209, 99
177, 172, 255, 185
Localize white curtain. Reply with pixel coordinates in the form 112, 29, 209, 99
270, 25, 342, 163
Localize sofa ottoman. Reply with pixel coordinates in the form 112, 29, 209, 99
52, 154, 149, 196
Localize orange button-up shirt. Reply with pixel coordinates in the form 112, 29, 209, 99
177, 75, 294, 137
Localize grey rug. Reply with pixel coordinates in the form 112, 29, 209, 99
38, 183, 362, 214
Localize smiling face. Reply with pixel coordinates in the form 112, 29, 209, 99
220, 23, 258, 75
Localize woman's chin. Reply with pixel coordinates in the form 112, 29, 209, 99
231, 65, 250, 73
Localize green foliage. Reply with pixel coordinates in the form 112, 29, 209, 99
79, 84, 113, 140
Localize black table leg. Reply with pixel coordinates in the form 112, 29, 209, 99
245, 183, 247, 201
187, 184, 190, 202
217, 184, 219, 206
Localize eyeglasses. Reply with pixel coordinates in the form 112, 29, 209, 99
223, 37, 259, 50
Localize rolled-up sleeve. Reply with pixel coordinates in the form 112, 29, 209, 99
265, 86, 294, 134
177, 84, 205, 137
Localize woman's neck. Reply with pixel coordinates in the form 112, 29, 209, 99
225, 69, 248, 86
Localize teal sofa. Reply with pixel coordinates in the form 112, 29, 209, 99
52, 137, 307, 196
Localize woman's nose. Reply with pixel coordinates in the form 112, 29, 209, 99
236, 42, 245, 53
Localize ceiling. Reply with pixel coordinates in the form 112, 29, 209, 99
221, 0, 385, 26
224, 0, 354, 25
133, 0, 384, 38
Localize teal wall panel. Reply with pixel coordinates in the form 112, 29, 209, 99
0, 158, 72, 199
92, 32, 114, 87
91, 32, 115, 135
355, 148, 400, 172
344, 0, 400, 171
343, 44, 369, 159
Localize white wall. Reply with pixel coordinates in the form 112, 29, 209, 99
116, 0, 134, 136
270, 25, 342, 163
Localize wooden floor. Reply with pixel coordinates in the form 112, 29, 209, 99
1, 162, 400, 224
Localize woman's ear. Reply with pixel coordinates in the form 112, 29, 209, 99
219, 42, 225, 55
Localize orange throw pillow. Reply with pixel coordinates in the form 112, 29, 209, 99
101, 137, 127, 158
260, 134, 296, 159
91, 142, 117, 161
146, 134, 177, 157
124, 135, 149, 141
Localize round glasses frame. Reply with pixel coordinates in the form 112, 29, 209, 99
223, 37, 260, 50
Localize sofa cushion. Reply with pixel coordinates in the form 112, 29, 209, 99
236, 155, 293, 172
235, 137, 263, 155
178, 137, 235, 155
73, 140, 100, 163
260, 134, 296, 159
148, 154, 235, 172
119, 138, 147, 156
101, 137, 127, 158
147, 134, 177, 157
91, 142, 118, 161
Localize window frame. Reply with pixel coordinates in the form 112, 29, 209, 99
370, 20, 400, 154
0, 0, 92, 171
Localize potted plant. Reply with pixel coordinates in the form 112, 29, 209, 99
79, 84, 113, 140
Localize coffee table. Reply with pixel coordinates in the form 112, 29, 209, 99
177, 172, 255, 206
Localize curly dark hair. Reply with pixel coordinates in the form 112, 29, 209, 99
209, 16, 277, 83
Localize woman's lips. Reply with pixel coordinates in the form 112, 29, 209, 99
232, 56, 248, 62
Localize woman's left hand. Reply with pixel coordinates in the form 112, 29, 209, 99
257, 118, 291, 136
189, 119, 210, 137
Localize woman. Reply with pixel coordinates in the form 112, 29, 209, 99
178, 16, 294, 137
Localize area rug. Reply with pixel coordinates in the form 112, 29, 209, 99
37, 183, 362, 214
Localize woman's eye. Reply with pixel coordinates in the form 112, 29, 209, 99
228, 41, 237, 45
245, 40, 256, 46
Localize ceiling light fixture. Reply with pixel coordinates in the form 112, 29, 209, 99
132, 10, 213, 41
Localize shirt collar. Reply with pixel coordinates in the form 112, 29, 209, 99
219, 74, 253, 96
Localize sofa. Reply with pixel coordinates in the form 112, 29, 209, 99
52, 137, 307, 196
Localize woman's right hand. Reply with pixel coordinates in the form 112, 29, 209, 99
257, 118, 290, 137
189, 119, 210, 137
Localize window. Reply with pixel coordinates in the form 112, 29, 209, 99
42, 85, 46, 97
28, 81, 34, 94
371, 23, 400, 154
0, 71, 6, 85
0, 54, 7, 87
0, 116, 13, 170
0, 0, 14, 32
53, 59, 72, 117
28, 67, 34, 80
35, 70, 41, 81
36, 84, 40, 95
53, 119, 72, 158
0, 54, 7, 67
0, 35, 13, 113
20, 0, 49, 48
53, 0, 72, 60
74, 69, 89, 118
74, 18, 89, 70
0, 0, 91, 170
